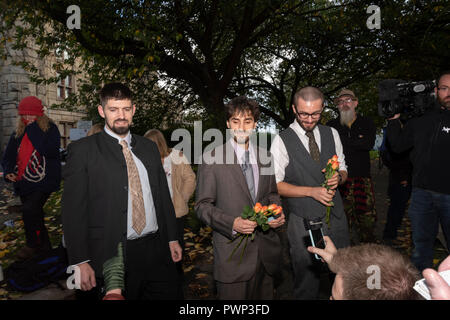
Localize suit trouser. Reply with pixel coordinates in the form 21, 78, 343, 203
287, 213, 350, 300
216, 255, 274, 300
125, 231, 179, 300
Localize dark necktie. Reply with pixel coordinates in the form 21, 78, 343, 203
241, 150, 256, 202
306, 131, 320, 163
120, 140, 146, 235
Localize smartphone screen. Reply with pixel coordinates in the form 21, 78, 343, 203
309, 228, 325, 260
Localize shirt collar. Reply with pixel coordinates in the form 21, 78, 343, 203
290, 120, 319, 137
229, 138, 257, 164
104, 125, 132, 146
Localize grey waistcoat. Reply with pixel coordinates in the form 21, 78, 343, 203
279, 124, 345, 221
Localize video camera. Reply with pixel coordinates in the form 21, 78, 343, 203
378, 79, 436, 119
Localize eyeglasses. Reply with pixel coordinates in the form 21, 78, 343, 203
295, 110, 322, 119
336, 98, 355, 105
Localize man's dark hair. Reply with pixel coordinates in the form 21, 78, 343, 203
225, 96, 260, 121
328, 243, 421, 300
436, 70, 450, 86
292, 86, 325, 109
100, 83, 133, 107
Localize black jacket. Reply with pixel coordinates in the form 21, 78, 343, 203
386, 108, 450, 195
1, 121, 61, 196
327, 115, 376, 178
61, 130, 178, 276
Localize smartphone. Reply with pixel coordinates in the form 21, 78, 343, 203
309, 227, 325, 260
267, 213, 281, 222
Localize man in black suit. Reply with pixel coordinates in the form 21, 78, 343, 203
61, 83, 182, 300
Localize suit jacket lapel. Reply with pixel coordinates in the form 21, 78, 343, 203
223, 141, 254, 204
99, 131, 127, 165
254, 147, 263, 202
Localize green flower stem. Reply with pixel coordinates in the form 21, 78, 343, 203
228, 234, 245, 261
239, 234, 250, 265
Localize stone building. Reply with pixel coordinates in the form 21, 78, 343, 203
0, 33, 86, 151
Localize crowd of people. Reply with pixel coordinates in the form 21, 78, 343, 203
1, 70, 449, 300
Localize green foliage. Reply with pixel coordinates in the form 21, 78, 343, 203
0, 1, 448, 131
241, 205, 252, 220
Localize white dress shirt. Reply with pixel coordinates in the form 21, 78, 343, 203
104, 126, 159, 239
270, 121, 347, 183
163, 151, 173, 199
229, 139, 259, 235
229, 138, 259, 191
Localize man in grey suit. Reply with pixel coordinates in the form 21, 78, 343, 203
270, 86, 350, 299
195, 96, 285, 299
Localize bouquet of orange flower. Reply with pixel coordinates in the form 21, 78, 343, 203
228, 202, 282, 263
322, 155, 339, 226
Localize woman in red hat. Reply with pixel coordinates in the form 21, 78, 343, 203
1, 96, 62, 260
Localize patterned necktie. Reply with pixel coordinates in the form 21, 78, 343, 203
306, 131, 320, 163
241, 150, 256, 202
120, 140, 146, 235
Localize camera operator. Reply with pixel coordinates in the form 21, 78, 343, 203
380, 125, 413, 246
386, 70, 450, 272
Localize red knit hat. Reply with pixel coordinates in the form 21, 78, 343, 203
18, 96, 44, 116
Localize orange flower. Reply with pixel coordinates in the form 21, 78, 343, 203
331, 161, 339, 170
254, 202, 262, 213
268, 204, 278, 211
261, 206, 268, 212
274, 206, 283, 215
327, 159, 332, 165
332, 155, 338, 162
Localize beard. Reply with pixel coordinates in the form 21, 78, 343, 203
339, 109, 356, 127
438, 95, 450, 109
296, 118, 318, 132
231, 129, 253, 144
108, 119, 130, 135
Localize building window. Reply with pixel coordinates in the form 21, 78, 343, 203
59, 121, 75, 148
57, 75, 73, 99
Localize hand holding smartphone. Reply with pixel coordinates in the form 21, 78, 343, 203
304, 219, 326, 260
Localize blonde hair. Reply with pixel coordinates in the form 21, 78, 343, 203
144, 129, 171, 158
15, 115, 51, 138
87, 123, 103, 136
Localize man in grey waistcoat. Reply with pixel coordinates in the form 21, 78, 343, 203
270, 86, 350, 299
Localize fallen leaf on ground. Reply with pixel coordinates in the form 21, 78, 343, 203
0, 249, 9, 258
184, 265, 194, 273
